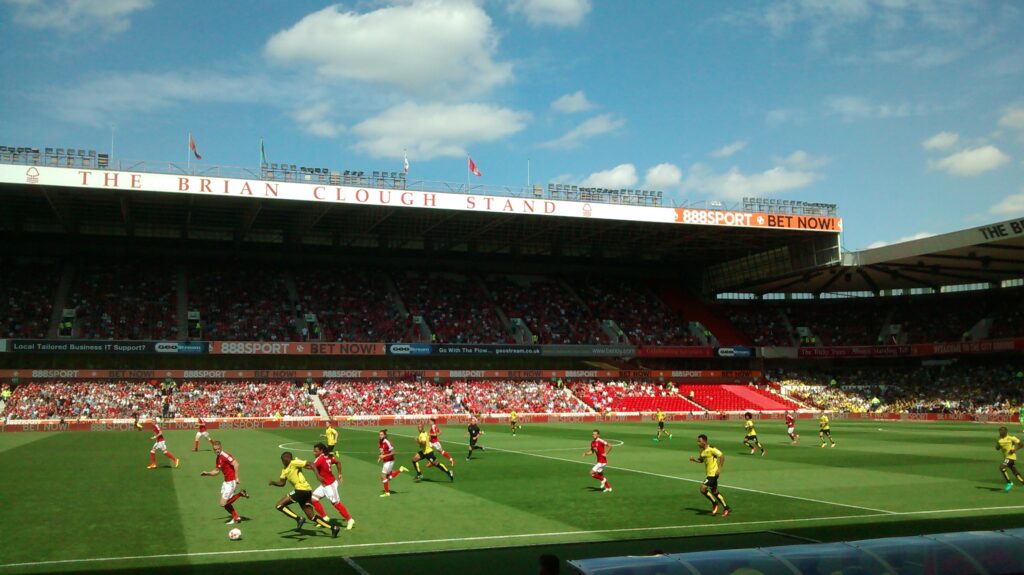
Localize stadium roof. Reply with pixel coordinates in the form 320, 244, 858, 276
724, 217, 1024, 295
0, 157, 840, 267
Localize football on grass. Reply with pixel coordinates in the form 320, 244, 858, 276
228, 528, 242, 540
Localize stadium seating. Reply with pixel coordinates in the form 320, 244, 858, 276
320, 380, 455, 416
569, 380, 703, 412
67, 263, 177, 340
675, 384, 801, 412
572, 280, 696, 345
1, 380, 317, 420
393, 273, 512, 344
716, 301, 793, 346
0, 258, 58, 338
450, 379, 586, 413
188, 265, 299, 341
485, 276, 606, 344
293, 268, 408, 342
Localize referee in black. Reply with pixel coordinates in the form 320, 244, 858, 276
466, 417, 485, 460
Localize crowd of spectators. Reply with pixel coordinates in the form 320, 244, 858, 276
775, 363, 1024, 414
569, 379, 679, 412
2, 380, 163, 420
171, 380, 316, 418
394, 273, 512, 344
0, 258, 59, 338
718, 302, 792, 346
189, 265, 299, 341
320, 380, 454, 416
1, 379, 317, 420
786, 299, 888, 346
293, 268, 408, 342
67, 263, 177, 340
450, 379, 583, 413
573, 280, 695, 345
485, 276, 605, 344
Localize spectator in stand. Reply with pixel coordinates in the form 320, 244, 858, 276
67, 263, 177, 340
189, 265, 299, 341
0, 258, 60, 339
394, 273, 512, 344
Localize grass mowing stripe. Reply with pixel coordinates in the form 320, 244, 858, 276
7, 504, 1024, 570
348, 427, 895, 515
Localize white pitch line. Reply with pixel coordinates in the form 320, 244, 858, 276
343, 556, 371, 575
6, 505, 1024, 570
355, 428, 894, 515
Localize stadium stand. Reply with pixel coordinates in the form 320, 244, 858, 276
293, 268, 408, 342
569, 380, 704, 412
319, 380, 454, 416
572, 279, 696, 345
66, 263, 177, 340
776, 363, 1024, 414
393, 272, 512, 344
188, 265, 299, 341
450, 379, 585, 413
1, 380, 316, 420
716, 301, 793, 346
484, 276, 606, 344
0, 258, 59, 338
676, 384, 801, 412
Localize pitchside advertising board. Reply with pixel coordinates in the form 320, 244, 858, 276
0, 164, 842, 232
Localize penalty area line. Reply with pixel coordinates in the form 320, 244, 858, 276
6, 506, 1024, 570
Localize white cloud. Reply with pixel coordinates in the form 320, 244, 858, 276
4, 0, 152, 35
580, 164, 638, 189
931, 145, 1011, 176
775, 150, 830, 170
710, 140, 748, 158
991, 191, 1024, 216
265, 1, 513, 99
866, 231, 935, 249
45, 71, 279, 127
541, 114, 625, 149
643, 163, 682, 189
509, 0, 591, 27
550, 91, 595, 114
766, 108, 800, 126
351, 101, 529, 160
291, 102, 344, 138
682, 163, 820, 201
826, 95, 934, 122
921, 131, 959, 150
999, 106, 1024, 130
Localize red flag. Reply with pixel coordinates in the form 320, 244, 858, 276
189, 133, 202, 160
468, 157, 481, 177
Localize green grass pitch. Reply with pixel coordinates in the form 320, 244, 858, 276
1, 419, 1023, 574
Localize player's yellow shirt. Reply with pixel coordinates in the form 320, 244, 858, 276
325, 426, 338, 447
998, 435, 1021, 461
510, 411, 518, 421
281, 458, 313, 491
656, 411, 665, 423
417, 431, 433, 454
819, 415, 830, 431
744, 420, 757, 436
698, 446, 723, 477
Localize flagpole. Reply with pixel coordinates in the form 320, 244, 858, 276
187, 132, 191, 171
466, 155, 470, 194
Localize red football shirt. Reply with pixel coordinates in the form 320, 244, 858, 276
785, 414, 795, 427
198, 418, 207, 432
590, 438, 609, 463
379, 438, 394, 462
313, 453, 336, 485
216, 451, 237, 481
429, 424, 440, 442
153, 424, 165, 442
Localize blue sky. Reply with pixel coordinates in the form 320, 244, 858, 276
1, 0, 1022, 250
